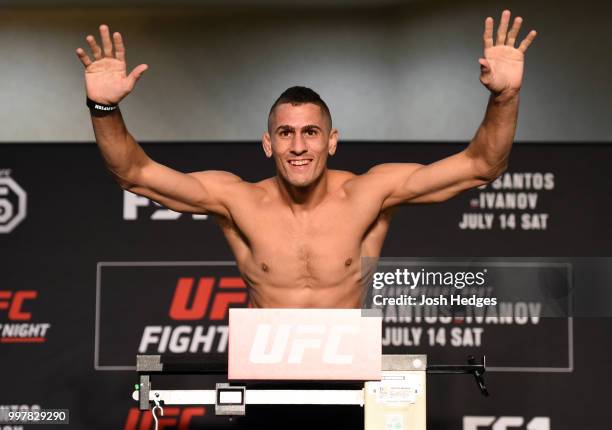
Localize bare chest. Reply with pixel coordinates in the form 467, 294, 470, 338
219, 199, 385, 287
251, 206, 358, 270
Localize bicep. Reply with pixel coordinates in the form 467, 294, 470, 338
370, 152, 492, 209
126, 161, 240, 217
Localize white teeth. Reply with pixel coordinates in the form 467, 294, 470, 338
289, 160, 310, 166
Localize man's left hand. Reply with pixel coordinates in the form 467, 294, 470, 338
479, 10, 537, 97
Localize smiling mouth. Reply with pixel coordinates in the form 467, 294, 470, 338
288, 159, 312, 167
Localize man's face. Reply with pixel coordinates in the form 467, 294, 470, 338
263, 103, 338, 188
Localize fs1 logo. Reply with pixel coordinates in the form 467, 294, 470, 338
464, 416, 550, 430
250, 324, 358, 364
124, 407, 205, 430
0, 170, 27, 233
139, 277, 248, 354
0, 290, 50, 344
123, 191, 208, 221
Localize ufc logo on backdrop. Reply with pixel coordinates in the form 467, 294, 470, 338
463, 416, 550, 430
0, 291, 37, 321
169, 277, 248, 321
249, 324, 359, 364
124, 407, 205, 430
0, 290, 50, 343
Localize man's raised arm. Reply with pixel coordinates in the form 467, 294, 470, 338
76, 25, 240, 217
361, 10, 537, 209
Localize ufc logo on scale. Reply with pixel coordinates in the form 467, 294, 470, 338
249, 323, 359, 364
228, 309, 382, 380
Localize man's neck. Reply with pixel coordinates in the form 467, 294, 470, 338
275, 170, 329, 212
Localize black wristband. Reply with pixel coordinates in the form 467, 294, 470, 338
86, 97, 118, 113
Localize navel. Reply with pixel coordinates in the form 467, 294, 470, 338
261, 262, 269, 272
345, 258, 353, 267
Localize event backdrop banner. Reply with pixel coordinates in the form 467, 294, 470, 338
1, 142, 611, 430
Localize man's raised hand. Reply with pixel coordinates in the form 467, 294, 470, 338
479, 10, 537, 97
76, 25, 148, 105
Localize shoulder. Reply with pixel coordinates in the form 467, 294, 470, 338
254, 177, 278, 200
327, 170, 357, 197
329, 169, 357, 185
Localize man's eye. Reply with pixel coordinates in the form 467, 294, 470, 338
280, 131, 291, 137
306, 129, 317, 136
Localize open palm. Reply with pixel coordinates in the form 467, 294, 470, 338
76, 25, 148, 105
479, 10, 537, 95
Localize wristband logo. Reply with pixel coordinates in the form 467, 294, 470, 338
0, 290, 51, 344
94, 104, 115, 111
0, 170, 27, 234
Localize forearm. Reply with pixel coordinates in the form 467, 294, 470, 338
467, 91, 519, 178
90, 109, 150, 187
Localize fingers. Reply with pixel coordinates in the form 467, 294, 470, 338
86, 34, 102, 60
506, 16, 523, 47
127, 64, 149, 87
518, 30, 537, 53
83, 25, 128, 65
113, 32, 126, 62
485, 10, 536, 53
99, 24, 113, 57
75, 48, 92, 67
496, 9, 511, 45
483, 17, 494, 50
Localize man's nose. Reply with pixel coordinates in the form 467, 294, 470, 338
290, 135, 308, 155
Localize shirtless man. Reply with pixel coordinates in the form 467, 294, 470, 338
76, 10, 536, 308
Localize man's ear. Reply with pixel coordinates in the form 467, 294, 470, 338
262, 132, 273, 158
328, 128, 339, 156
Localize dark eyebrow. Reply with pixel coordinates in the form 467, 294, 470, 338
275, 125, 295, 133
275, 124, 322, 133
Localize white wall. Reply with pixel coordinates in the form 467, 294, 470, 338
0, 0, 610, 142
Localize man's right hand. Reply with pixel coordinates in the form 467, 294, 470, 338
76, 24, 148, 105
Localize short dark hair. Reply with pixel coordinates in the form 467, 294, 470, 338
268, 86, 332, 132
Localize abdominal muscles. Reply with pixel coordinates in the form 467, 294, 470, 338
242, 237, 369, 308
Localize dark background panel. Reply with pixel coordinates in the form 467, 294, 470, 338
0, 142, 611, 429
